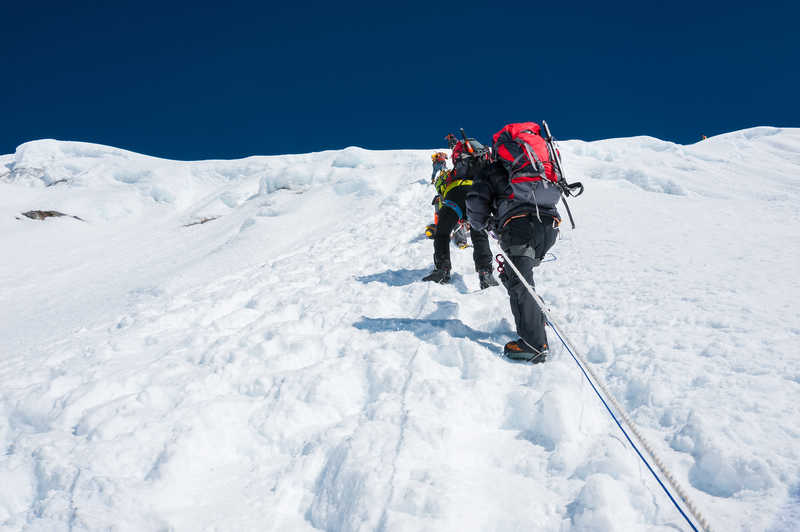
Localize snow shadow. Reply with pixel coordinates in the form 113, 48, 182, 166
355, 268, 433, 287
356, 269, 470, 293
766, 481, 800, 532
353, 316, 498, 350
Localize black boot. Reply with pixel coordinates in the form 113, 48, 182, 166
478, 270, 499, 289
423, 268, 451, 284
504, 339, 548, 363
425, 224, 436, 239
453, 222, 469, 249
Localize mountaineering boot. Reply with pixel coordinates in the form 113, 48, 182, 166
425, 223, 436, 239
478, 270, 499, 289
453, 222, 469, 249
504, 339, 548, 363
422, 268, 451, 284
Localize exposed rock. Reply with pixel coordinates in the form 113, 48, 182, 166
20, 210, 85, 221
183, 216, 219, 227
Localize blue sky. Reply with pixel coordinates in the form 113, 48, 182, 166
2, 1, 796, 160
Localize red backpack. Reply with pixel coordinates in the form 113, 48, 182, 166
492, 122, 561, 208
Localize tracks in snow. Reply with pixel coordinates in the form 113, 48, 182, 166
3, 171, 795, 531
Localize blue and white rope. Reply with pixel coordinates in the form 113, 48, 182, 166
488, 231, 711, 531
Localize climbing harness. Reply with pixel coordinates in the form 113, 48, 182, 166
441, 199, 464, 221
495, 252, 556, 272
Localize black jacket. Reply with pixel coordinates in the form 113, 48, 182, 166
466, 161, 561, 231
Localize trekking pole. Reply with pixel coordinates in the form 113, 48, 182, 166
542, 120, 584, 229
558, 189, 577, 230
484, 231, 712, 532
542, 120, 583, 197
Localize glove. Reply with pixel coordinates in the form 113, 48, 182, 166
431, 195, 440, 205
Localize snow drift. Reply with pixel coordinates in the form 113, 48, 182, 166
1, 128, 799, 531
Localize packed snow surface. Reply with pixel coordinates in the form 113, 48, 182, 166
1, 128, 799, 531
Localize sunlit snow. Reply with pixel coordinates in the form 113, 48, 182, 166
1, 128, 798, 531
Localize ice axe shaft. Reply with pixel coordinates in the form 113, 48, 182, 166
459, 128, 475, 154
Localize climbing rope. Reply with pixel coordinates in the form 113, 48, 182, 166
547, 324, 711, 532
489, 232, 712, 531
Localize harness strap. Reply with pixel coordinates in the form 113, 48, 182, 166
505, 243, 537, 261
499, 213, 561, 267
442, 178, 473, 197
502, 213, 561, 228
441, 199, 464, 220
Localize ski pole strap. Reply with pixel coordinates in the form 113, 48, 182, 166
562, 181, 584, 197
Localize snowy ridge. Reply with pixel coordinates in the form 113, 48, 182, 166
1, 128, 799, 531
1, 140, 413, 221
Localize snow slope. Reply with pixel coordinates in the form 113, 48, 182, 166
1, 128, 798, 531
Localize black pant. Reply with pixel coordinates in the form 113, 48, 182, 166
433, 198, 493, 272
499, 215, 559, 350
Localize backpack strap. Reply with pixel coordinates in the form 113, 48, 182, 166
522, 143, 545, 176
510, 150, 526, 169
521, 143, 547, 222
